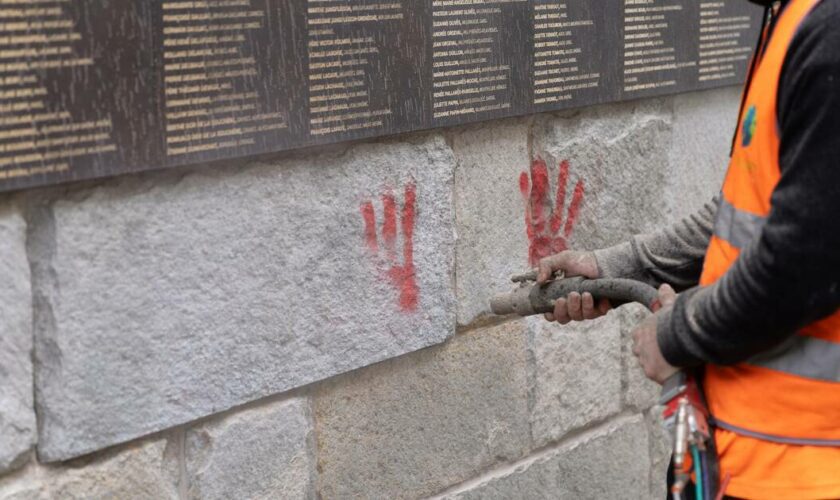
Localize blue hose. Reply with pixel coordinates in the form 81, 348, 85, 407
691, 445, 704, 500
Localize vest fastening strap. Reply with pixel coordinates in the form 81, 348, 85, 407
715, 419, 840, 447
713, 197, 767, 249
749, 334, 840, 383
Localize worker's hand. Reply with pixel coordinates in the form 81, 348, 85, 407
631, 284, 679, 384
537, 251, 611, 324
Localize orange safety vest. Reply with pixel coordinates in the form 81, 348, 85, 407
699, 0, 840, 497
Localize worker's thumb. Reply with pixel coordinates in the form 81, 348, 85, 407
536, 251, 599, 284
658, 284, 677, 308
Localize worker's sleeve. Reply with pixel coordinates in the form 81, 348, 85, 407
593, 198, 717, 291
657, 9, 840, 367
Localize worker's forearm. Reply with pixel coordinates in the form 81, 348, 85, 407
659, 221, 840, 367
594, 197, 717, 290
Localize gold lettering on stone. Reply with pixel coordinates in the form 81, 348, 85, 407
432, 0, 524, 118
162, 0, 287, 157
306, 1, 403, 136
0, 0, 115, 180
532, 1, 599, 105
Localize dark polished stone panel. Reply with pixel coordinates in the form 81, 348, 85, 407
0, 0, 761, 192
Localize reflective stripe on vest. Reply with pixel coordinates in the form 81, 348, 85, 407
714, 419, 840, 447
713, 196, 766, 249
749, 334, 840, 383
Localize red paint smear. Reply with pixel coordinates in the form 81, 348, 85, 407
360, 182, 419, 313
519, 172, 534, 244
520, 159, 586, 267
518, 171, 530, 197
564, 179, 585, 238
381, 191, 397, 260
360, 201, 378, 251
531, 237, 561, 265
387, 182, 418, 312
401, 183, 416, 263
529, 158, 549, 235
548, 236, 569, 256
549, 160, 570, 233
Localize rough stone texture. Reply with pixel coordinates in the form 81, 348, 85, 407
529, 314, 622, 448
533, 99, 673, 249
0, 205, 35, 474
455, 99, 678, 327
447, 415, 649, 499
313, 320, 530, 499
667, 87, 741, 219
646, 407, 673, 499
452, 118, 531, 326
618, 303, 661, 411
184, 397, 315, 500
31, 136, 457, 461
0, 438, 178, 499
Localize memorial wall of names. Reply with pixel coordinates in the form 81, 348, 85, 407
0, 0, 761, 191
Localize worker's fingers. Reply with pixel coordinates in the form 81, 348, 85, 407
581, 292, 598, 320
544, 312, 555, 322
552, 298, 571, 324
567, 292, 584, 321
658, 284, 677, 307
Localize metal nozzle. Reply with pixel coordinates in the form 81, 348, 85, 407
490, 287, 535, 316
673, 398, 690, 466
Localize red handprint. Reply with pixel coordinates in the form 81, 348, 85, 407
519, 158, 585, 266
360, 182, 419, 312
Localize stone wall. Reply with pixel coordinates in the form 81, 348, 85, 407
0, 87, 739, 499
